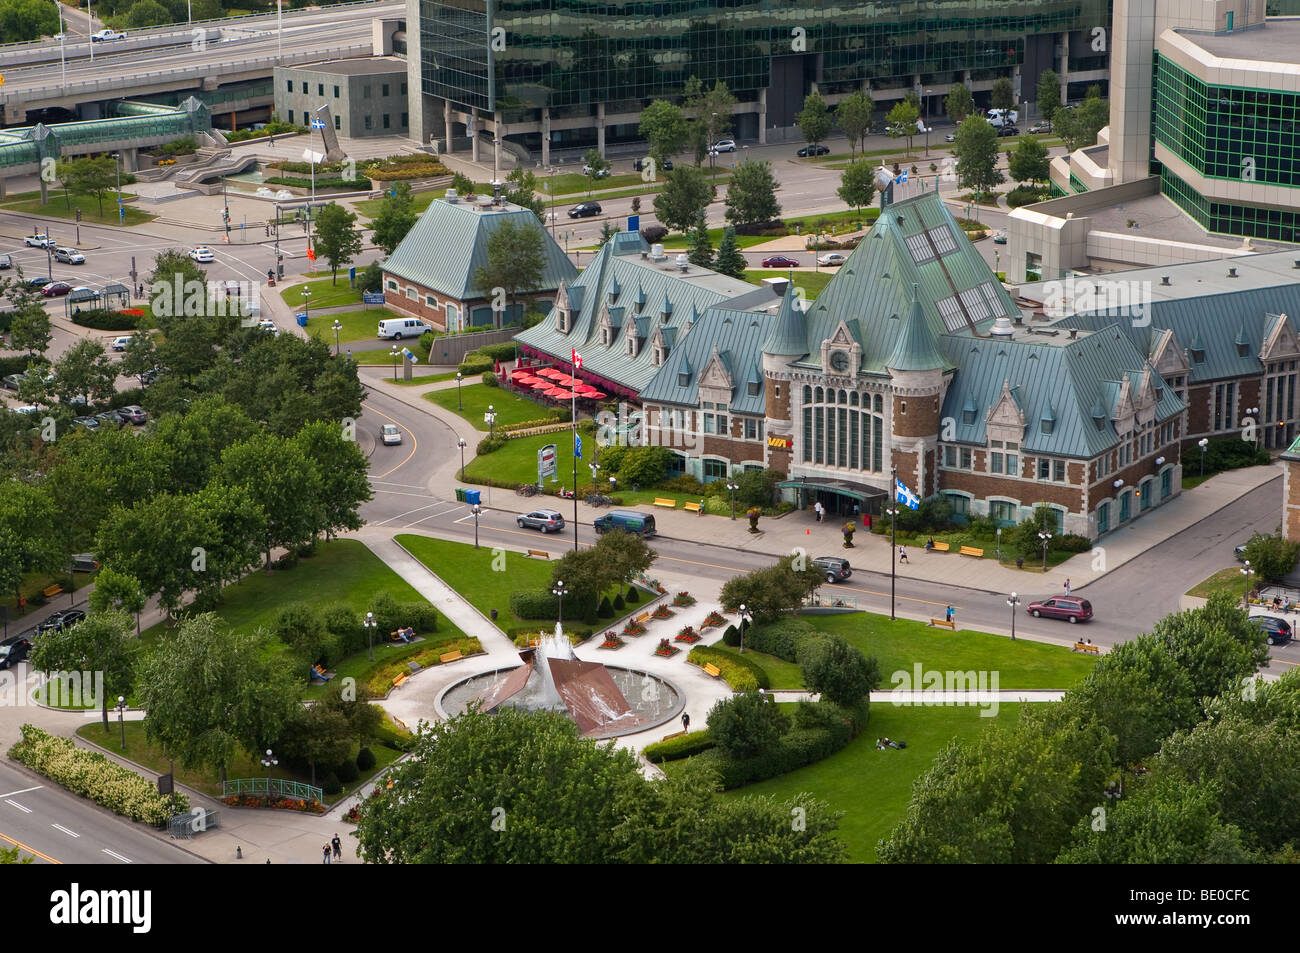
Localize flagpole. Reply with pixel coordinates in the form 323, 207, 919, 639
572, 350, 579, 551
890, 465, 897, 621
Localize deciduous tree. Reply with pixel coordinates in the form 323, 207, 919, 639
723, 159, 780, 228
313, 202, 363, 285
653, 165, 712, 235
29, 610, 136, 731
834, 90, 874, 158
369, 182, 418, 254
471, 217, 547, 323
796, 91, 832, 149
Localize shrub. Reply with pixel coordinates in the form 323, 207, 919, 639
746, 617, 818, 662
356, 747, 376, 771
616, 445, 672, 486
612, 593, 626, 611
458, 356, 494, 375
640, 224, 668, 244
626, 586, 640, 604
1243, 533, 1300, 582
597, 596, 614, 618
321, 772, 342, 795
358, 262, 383, 293
797, 635, 879, 706
473, 342, 520, 361
336, 759, 360, 784
71, 309, 141, 331
707, 692, 789, 758
509, 588, 559, 620
482, 371, 499, 387
476, 435, 508, 454
9, 724, 188, 825
722, 623, 740, 647
643, 729, 715, 763
687, 645, 767, 692
1006, 185, 1049, 208
160, 136, 197, 156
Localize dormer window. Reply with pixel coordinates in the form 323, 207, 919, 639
557, 309, 569, 333
626, 335, 637, 357
747, 380, 760, 397
653, 345, 666, 366
1191, 347, 1206, 363
678, 371, 690, 387
1236, 341, 1249, 357
1041, 416, 1054, 435
602, 326, 611, 346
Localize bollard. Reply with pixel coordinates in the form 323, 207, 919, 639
236, 846, 242, 859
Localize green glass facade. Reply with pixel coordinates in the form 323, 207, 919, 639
420, 0, 1108, 119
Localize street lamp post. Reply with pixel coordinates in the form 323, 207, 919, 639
456, 371, 463, 410
363, 611, 376, 661
116, 695, 127, 750
887, 464, 899, 620
390, 345, 401, 381
709, 112, 718, 179
331, 320, 342, 357
1007, 592, 1020, 641
726, 481, 739, 520
485, 405, 496, 439
1038, 531, 1052, 572
113, 152, 123, 223
923, 88, 932, 157
458, 437, 467, 481
301, 287, 311, 322
1198, 437, 1209, 477
552, 579, 569, 624
261, 748, 277, 797
1241, 559, 1255, 609
1246, 406, 1260, 447
738, 603, 748, 653
472, 503, 482, 549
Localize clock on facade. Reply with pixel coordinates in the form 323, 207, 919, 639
829, 350, 850, 372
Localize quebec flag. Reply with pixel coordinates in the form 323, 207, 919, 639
574, 434, 583, 460
895, 478, 920, 510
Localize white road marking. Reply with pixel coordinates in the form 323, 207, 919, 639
51, 824, 80, 838
0, 786, 44, 798
102, 849, 132, 863
404, 502, 465, 528
5, 800, 32, 814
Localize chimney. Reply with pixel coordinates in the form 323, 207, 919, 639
445, 188, 458, 203
1161, 275, 1170, 285
1068, 328, 1078, 339
1228, 266, 1238, 278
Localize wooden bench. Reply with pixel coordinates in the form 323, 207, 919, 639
392, 673, 408, 688
439, 649, 462, 664
1073, 642, 1101, 655
635, 611, 651, 624
389, 630, 416, 643
928, 541, 951, 553
526, 549, 550, 559
42, 584, 63, 599
929, 618, 955, 629
660, 730, 685, 742
702, 663, 722, 678
959, 546, 984, 558
652, 498, 677, 508
683, 501, 702, 513
311, 665, 335, 681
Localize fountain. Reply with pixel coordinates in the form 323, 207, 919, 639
440, 622, 683, 738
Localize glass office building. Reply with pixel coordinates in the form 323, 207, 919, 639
413, 0, 1110, 153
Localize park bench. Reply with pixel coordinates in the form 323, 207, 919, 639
929, 618, 955, 629
683, 501, 703, 513
526, 549, 550, 559
928, 542, 951, 553
439, 649, 463, 664
634, 611, 651, 624
652, 498, 677, 509
959, 546, 984, 558
311, 664, 335, 682
42, 584, 63, 599
1073, 642, 1101, 655
392, 673, 408, 688
702, 663, 722, 678
660, 730, 685, 742
389, 630, 417, 643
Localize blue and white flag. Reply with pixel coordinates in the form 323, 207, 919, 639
311, 118, 327, 130
574, 434, 583, 460
895, 478, 920, 510
897, 170, 908, 184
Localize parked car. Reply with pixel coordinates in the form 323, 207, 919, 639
95, 409, 127, 427
517, 509, 566, 533
0, 636, 32, 671
381, 423, 402, 446
376, 317, 431, 340
111, 336, 132, 351
68, 553, 99, 573
189, 246, 215, 262
817, 252, 847, 266
711, 139, 737, 153
118, 404, 148, 425
139, 367, 161, 387
592, 510, 656, 536
996, 124, 1020, 137
24, 234, 54, 248
42, 281, 73, 297
1, 372, 25, 390
36, 608, 86, 634
24, 276, 52, 289
1027, 596, 1093, 623
91, 28, 126, 41
812, 556, 852, 583
257, 319, 279, 336
1029, 120, 1053, 134
72, 415, 100, 430
797, 143, 830, 157
0, 254, 11, 269
1253, 614, 1293, 646
53, 247, 85, 264
633, 157, 672, 172
581, 164, 610, 179
944, 133, 956, 143
568, 202, 602, 218
993, 229, 1007, 244
761, 255, 800, 268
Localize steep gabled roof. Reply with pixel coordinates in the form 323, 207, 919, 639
886, 284, 950, 372
641, 308, 774, 415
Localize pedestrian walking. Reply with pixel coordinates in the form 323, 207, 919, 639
331, 834, 342, 861
697, 498, 704, 517
681, 712, 690, 732
814, 501, 824, 523
1064, 578, 1071, 596
899, 545, 909, 564
945, 605, 955, 626
322, 843, 331, 864
268, 133, 275, 146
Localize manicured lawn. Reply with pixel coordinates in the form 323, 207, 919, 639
396, 534, 556, 632
797, 613, 1097, 689
461, 430, 581, 488
304, 307, 400, 345
75, 720, 403, 806
5, 194, 155, 226
719, 704, 1022, 862
279, 277, 363, 311
867, 526, 1076, 568
350, 345, 428, 366
745, 270, 833, 299
660, 208, 880, 250
305, 630, 482, 700
546, 172, 645, 196
354, 189, 441, 220
708, 644, 805, 689
2, 570, 96, 624
426, 382, 562, 431
393, 371, 461, 386
1187, 567, 1247, 600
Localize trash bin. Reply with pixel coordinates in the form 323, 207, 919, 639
295, 312, 308, 328
454, 488, 466, 502
490, 609, 498, 621
465, 489, 481, 505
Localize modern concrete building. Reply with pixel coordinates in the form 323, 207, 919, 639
404, 0, 1111, 165
273, 58, 409, 138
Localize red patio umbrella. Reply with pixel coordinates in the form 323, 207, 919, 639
531, 379, 554, 390
515, 375, 541, 385
510, 367, 531, 377
582, 390, 608, 399
537, 368, 567, 380
573, 384, 599, 395
548, 389, 575, 400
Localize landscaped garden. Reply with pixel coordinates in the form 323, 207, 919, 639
427, 381, 565, 431
280, 277, 364, 311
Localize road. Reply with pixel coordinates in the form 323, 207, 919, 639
0, 761, 205, 864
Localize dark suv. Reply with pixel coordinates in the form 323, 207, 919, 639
36, 608, 86, 634
0, 635, 32, 670
1253, 615, 1293, 646
812, 556, 852, 583
568, 202, 602, 218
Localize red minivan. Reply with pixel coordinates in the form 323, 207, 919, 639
1027, 596, 1093, 624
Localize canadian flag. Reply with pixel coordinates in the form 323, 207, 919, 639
572, 349, 582, 370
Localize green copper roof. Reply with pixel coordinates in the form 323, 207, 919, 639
762, 287, 808, 359
885, 283, 947, 371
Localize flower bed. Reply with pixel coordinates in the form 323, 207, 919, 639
675, 625, 700, 644
622, 620, 647, 637
651, 604, 674, 620
654, 638, 680, 658
701, 610, 726, 629
9, 724, 188, 826
221, 794, 326, 814
672, 591, 696, 607
600, 631, 625, 649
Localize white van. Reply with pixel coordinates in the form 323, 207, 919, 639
377, 317, 432, 340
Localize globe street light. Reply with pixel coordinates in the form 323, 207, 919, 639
726, 480, 739, 520
1006, 591, 1020, 641
331, 320, 342, 357
1241, 559, 1254, 609
116, 695, 127, 750
485, 404, 497, 439
472, 503, 482, 549
363, 610, 377, 662
458, 437, 468, 481
552, 579, 569, 624
261, 747, 278, 798
738, 603, 749, 653
1245, 406, 1260, 446
301, 287, 311, 322
1037, 530, 1052, 572
456, 371, 464, 410
1198, 437, 1209, 477
390, 344, 402, 381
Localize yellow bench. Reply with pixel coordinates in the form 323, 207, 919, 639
392, 673, 408, 688
929, 618, 955, 629
683, 501, 702, 513
702, 663, 722, 678
1073, 642, 1101, 655
959, 546, 984, 558
660, 730, 685, 741
652, 498, 677, 508
635, 611, 650, 624
526, 549, 550, 559
439, 649, 462, 664
42, 584, 63, 599
929, 541, 951, 553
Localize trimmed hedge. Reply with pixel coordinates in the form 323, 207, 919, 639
9, 724, 189, 825
745, 617, 822, 662
71, 309, 141, 332
509, 588, 560, 620
507, 625, 592, 645
458, 357, 494, 375
643, 729, 716, 764
686, 645, 767, 692
473, 342, 520, 361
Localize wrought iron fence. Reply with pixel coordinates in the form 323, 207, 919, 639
222, 777, 324, 803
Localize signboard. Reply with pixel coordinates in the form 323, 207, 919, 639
157, 772, 174, 796
362, 291, 385, 305
627, 215, 640, 233
767, 435, 792, 449
538, 443, 557, 484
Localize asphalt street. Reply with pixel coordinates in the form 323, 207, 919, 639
0, 760, 205, 864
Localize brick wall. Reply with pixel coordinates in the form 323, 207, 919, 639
940, 470, 1083, 510
1285, 457, 1300, 542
